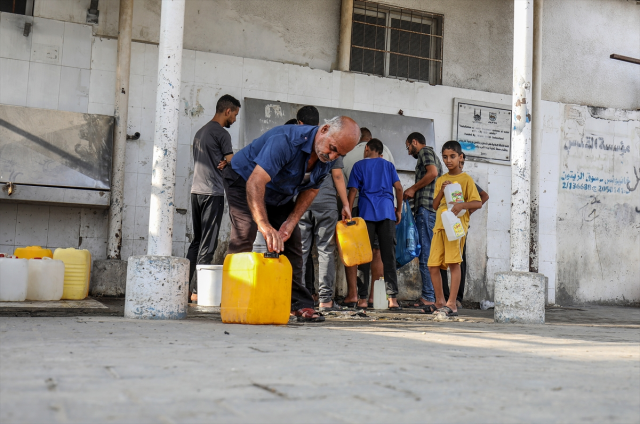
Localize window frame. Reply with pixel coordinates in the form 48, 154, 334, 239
350, 0, 444, 85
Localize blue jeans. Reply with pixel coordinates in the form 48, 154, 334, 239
415, 206, 436, 302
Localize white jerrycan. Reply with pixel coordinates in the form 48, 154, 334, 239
0, 256, 28, 301
444, 183, 466, 217
27, 257, 65, 301
372, 278, 387, 310
442, 210, 465, 242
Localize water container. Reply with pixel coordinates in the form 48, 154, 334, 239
372, 278, 387, 310
442, 210, 465, 242
14, 246, 53, 259
197, 264, 223, 307
0, 256, 28, 301
27, 257, 65, 301
443, 183, 466, 217
221, 251, 292, 325
53, 248, 92, 300
335, 217, 372, 267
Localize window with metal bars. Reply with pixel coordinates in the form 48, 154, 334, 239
349, 1, 443, 85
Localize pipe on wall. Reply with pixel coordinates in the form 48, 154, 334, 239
106, 0, 134, 260
337, 0, 354, 72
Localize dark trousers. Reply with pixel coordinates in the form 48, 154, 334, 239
358, 219, 398, 299
442, 242, 467, 303
222, 166, 315, 311
186, 194, 225, 294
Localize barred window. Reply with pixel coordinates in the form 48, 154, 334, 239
350, 1, 443, 85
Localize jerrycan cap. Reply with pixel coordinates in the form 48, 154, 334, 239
346, 220, 357, 226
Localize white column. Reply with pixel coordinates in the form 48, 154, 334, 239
509, 0, 534, 273
494, 0, 546, 324
106, 0, 134, 259
147, 0, 185, 256
124, 0, 188, 320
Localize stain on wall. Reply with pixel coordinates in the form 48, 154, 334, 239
556, 105, 640, 305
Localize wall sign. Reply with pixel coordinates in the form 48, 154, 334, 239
452, 98, 512, 162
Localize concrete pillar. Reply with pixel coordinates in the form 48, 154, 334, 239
337, 0, 354, 71
494, 0, 545, 324
92, 0, 133, 296
107, 0, 134, 260
124, 0, 188, 319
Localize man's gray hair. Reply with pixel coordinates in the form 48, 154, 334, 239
324, 116, 361, 139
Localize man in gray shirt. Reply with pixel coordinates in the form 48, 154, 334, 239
294, 106, 351, 311
186, 94, 240, 301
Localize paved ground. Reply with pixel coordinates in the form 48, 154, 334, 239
1, 303, 638, 424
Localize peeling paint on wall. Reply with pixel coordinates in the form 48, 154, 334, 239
556, 105, 640, 305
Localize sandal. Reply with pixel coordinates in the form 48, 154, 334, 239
435, 306, 458, 317
292, 308, 325, 322
411, 298, 432, 308
339, 300, 357, 309
420, 304, 438, 314
318, 301, 345, 312
388, 305, 403, 311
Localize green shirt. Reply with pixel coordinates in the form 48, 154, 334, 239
414, 146, 443, 213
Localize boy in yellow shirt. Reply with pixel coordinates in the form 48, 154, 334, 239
427, 141, 482, 316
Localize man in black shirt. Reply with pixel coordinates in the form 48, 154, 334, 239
187, 94, 241, 301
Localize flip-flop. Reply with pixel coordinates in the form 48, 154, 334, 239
420, 304, 438, 314
435, 306, 458, 317
388, 305, 403, 311
293, 308, 326, 322
339, 301, 357, 309
318, 302, 345, 312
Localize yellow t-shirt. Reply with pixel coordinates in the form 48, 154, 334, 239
433, 172, 481, 232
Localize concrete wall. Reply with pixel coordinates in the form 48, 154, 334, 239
33, 0, 640, 110
1, 12, 639, 305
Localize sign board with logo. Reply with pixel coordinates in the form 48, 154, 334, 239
452, 98, 512, 163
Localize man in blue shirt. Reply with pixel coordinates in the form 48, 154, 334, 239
347, 138, 404, 310
223, 116, 360, 322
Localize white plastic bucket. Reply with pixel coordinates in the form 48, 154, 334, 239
197, 265, 223, 306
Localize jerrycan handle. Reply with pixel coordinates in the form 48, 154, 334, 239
346, 220, 357, 226
264, 252, 280, 258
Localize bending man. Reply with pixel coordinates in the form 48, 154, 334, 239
223, 116, 360, 322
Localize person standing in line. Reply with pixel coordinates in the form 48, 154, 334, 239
294, 106, 351, 312
441, 152, 489, 307
186, 95, 241, 302
341, 128, 396, 309
427, 141, 482, 317
347, 138, 404, 309
403, 132, 443, 313
222, 116, 360, 322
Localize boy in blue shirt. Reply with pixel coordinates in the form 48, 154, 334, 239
347, 139, 404, 309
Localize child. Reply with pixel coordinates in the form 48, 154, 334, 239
347, 138, 404, 309
427, 141, 482, 316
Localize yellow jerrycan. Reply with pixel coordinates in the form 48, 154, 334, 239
335, 217, 372, 267
53, 248, 92, 300
14, 246, 53, 259
221, 232, 292, 325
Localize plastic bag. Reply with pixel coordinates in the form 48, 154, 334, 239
396, 200, 421, 269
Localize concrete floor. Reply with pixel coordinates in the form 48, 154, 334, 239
1, 305, 638, 424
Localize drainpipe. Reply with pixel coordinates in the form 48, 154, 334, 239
124, 0, 189, 320
529, 0, 543, 274
493, 0, 546, 324
337, 0, 353, 71
106, 0, 133, 259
